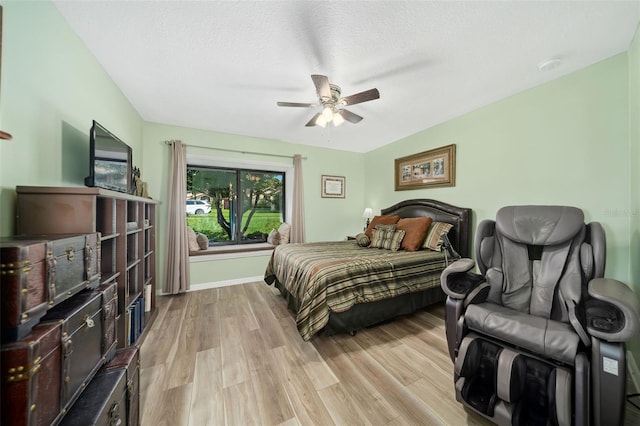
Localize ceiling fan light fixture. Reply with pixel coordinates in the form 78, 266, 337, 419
315, 115, 328, 127
322, 106, 333, 120
278, 74, 379, 128
332, 111, 345, 126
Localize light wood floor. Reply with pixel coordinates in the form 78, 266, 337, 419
138, 282, 640, 426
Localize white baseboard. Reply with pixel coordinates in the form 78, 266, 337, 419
158, 276, 264, 296
188, 276, 264, 292
629, 350, 640, 392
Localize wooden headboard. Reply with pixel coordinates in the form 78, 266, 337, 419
380, 199, 472, 258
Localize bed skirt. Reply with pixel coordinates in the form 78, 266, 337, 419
272, 279, 446, 336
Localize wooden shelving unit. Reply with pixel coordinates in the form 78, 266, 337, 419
16, 186, 158, 348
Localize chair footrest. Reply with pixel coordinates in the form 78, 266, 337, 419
455, 334, 572, 426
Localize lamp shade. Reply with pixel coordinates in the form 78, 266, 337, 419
362, 207, 374, 219
332, 112, 345, 126
315, 114, 327, 127
322, 106, 333, 120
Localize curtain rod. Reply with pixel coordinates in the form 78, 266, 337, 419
164, 140, 307, 160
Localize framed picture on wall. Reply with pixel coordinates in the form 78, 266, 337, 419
321, 175, 345, 198
394, 144, 456, 191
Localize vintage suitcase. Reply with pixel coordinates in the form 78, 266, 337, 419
59, 368, 127, 426
1, 233, 101, 342
0, 282, 117, 426
1, 322, 62, 426
39, 281, 117, 416
103, 347, 140, 426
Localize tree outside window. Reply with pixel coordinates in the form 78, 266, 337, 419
186, 166, 285, 246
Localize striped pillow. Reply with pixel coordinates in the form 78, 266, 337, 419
422, 222, 453, 251
355, 233, 370, 247
371, 227, 405, 251
364, 215, 400, 238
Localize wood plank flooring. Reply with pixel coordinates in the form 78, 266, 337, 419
139, 282, 640, 425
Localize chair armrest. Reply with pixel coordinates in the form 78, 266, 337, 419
586, 278, 640, 342
440, 258, 487, 302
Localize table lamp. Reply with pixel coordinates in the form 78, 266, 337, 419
362, 207, 374, 230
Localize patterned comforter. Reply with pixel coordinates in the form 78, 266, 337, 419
264, 241, 448, 340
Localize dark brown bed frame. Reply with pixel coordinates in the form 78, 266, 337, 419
274, 199, 472, 337
381, 198, 472, 258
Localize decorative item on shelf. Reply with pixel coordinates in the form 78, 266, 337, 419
131, 167, 140, 195
132, 166, 151, 199
362, 207, 374, 230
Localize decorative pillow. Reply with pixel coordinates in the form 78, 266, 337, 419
355, 232, 370, 247
187, 226, 200, 251
196, 233, 209, 250
423, 221, 454, 251
364, 215, 400, 238
370, 227, 405, 251
374, 224, 397, 232
267, 230, 281, 245
278, 222, 291, 244
396, 217, 433, 251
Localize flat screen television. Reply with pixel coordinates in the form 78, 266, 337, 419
85, 121, 132, 193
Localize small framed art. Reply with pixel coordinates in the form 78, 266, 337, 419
321, 175, 345, 198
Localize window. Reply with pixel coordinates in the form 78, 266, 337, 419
186, 164, 286, 246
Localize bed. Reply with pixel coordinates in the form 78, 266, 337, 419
264, 199, 471, 340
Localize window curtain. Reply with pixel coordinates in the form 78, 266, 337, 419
291, 154, 306, 243
163, 140, 190, 294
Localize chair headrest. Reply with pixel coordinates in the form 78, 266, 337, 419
496, 206, 584, 245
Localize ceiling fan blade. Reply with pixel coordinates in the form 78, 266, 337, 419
277, 101, 315, 108
305, 112, 322, 127
338, 109, 363, 124
311, 74, 331, 100
340, 88, 380, 106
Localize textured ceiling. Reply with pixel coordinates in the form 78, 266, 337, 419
53, 1, 640, 153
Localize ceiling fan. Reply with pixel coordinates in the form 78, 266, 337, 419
277, 74, 380, 127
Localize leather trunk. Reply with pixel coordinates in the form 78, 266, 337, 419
59, 368, 127, 426
1, 234, 101, 342
103, 347, 140, 426
1, 322, 62, 426
39, 281, 117, 416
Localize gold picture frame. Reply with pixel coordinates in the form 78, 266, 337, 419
321, 175, 345, 198
394, 144, 456, 191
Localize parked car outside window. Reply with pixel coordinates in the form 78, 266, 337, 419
186, 200, 211, 215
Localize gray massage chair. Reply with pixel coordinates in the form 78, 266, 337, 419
440, 206, 640, 425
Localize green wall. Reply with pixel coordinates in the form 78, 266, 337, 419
0, 0, 365, 288
0, 1, 143, 236
628, 24, 640, 365
142, 122, 365, 287
365, 45, 640, 363
1, 0, 639, 362
365, 53, 631, 283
